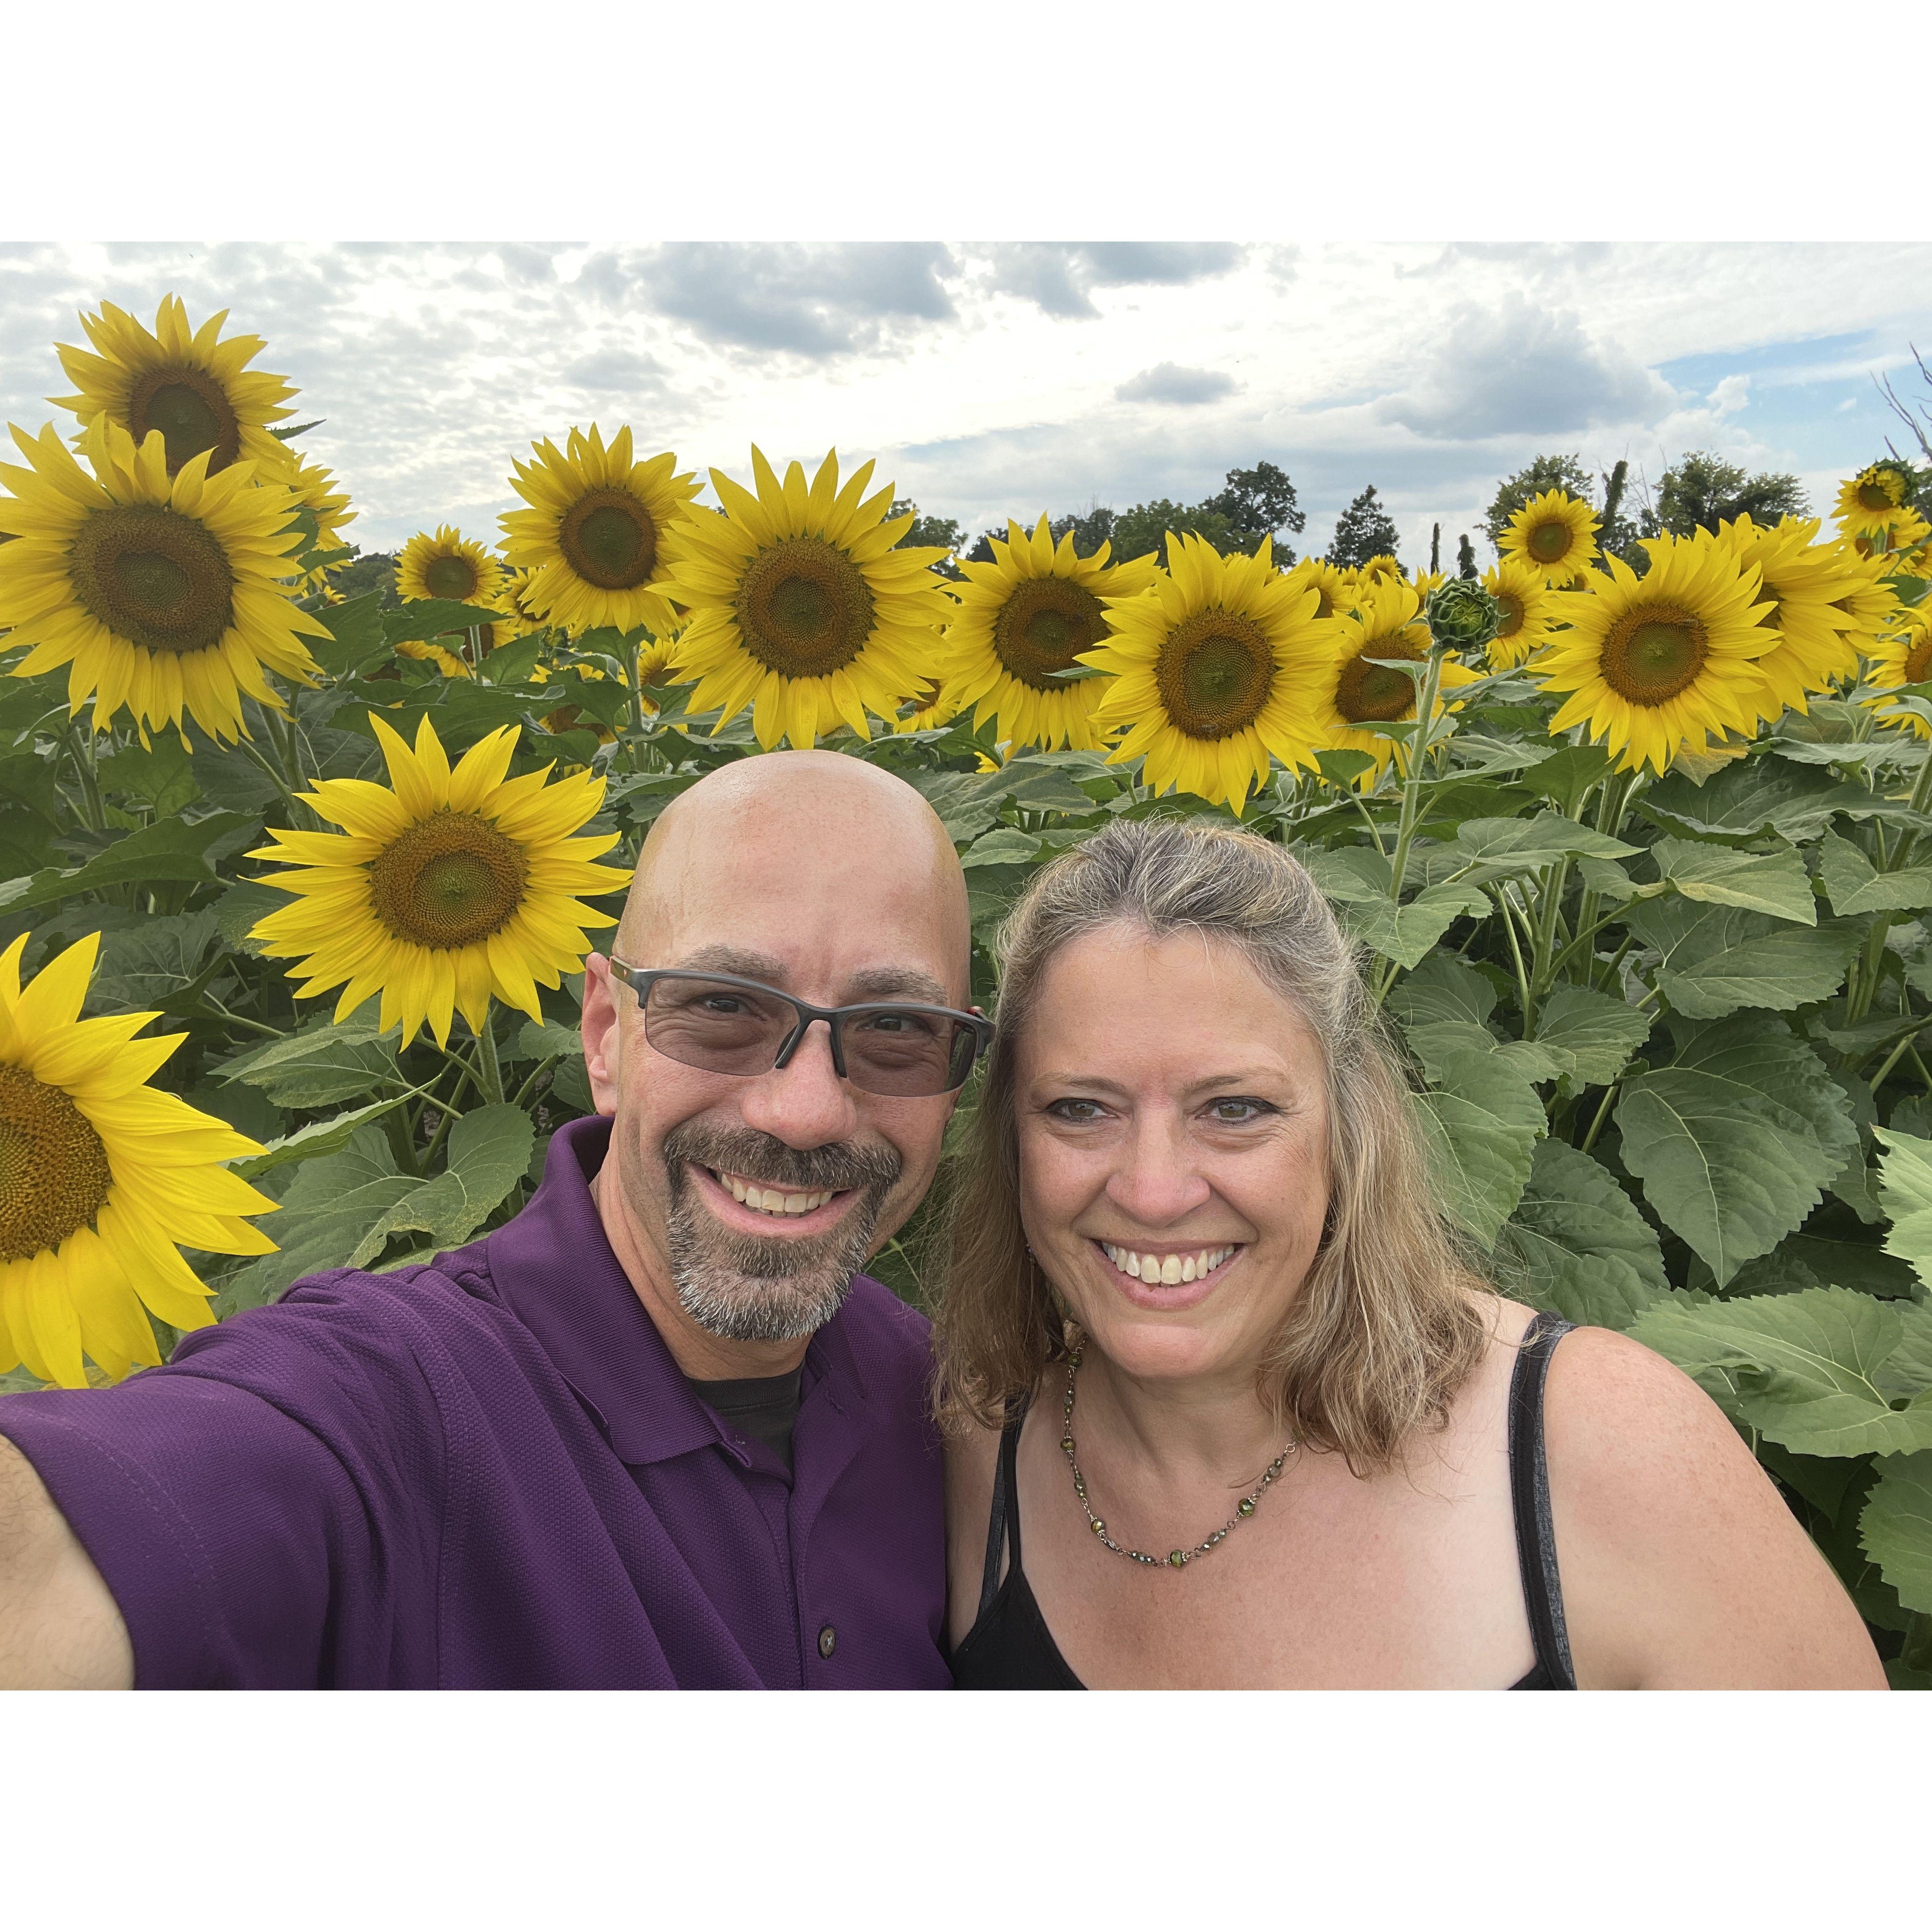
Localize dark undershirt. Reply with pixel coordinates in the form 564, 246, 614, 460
690, 1370, 805, 1472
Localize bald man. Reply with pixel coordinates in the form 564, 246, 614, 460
0, 752, 982, 1688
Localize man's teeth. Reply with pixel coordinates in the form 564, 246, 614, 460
1099, 1243, 1237, 1285
714, 1170, 835, 1217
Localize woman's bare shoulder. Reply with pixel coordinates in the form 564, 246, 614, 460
1538, 1320, 1886, 1687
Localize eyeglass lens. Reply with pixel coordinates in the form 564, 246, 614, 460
641, 978, 972, 1096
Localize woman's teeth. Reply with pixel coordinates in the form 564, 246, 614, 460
1100, 1243, 1236, 1285
712, 1169, 835, 1217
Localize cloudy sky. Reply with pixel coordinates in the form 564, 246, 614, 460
4, 241, 1928, 569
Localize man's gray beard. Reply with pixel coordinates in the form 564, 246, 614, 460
658, 1121, 903, 1344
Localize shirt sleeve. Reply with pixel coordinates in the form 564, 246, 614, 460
0, 1275, 451, 1689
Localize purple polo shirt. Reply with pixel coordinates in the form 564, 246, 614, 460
0, 1116, 949, 1689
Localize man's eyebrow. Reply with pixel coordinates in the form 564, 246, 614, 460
669, 947, 953, 1008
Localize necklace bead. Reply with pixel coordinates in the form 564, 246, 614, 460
1059, 1337, 1295, 1572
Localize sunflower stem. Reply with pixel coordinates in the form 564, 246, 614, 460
61, 725, 107, 835
1386, 645, 1448, 902
1495, 883, 1535, 1031
1578, 1079, 1622, 1156
474, 1013, 506, 1105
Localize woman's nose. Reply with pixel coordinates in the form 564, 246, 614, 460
1104, 1115, 1212, 1226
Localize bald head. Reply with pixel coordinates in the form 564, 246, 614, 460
617, 750, 970, 1002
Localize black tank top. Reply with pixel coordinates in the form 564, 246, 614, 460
950, 1311, 1577, 1690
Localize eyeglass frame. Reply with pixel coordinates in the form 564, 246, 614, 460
606, 960, 993, 1095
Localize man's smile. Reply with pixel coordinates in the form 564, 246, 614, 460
693, 1163, 858, 1232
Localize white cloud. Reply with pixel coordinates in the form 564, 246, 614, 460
1115, 364, 1238, 406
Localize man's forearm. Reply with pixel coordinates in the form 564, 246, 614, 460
0, 1435, 133, 1689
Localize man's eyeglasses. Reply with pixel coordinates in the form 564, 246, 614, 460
608, 963, 992, 1098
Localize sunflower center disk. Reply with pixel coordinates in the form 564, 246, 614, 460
1905, 638, 1932, 685
0, 1065, 114, 1262
368, 811, 529, 950
561, 490, 657, 590
1334, 644, 1420, 724
128, 365, 243, 475
1528, 521, 1571, 564
992, 579, 1106, 690
1154, 610, 1274, 740
1601, 607, 1709, 705
735, 537, 876, 679
1859, 483, 1897, 513
425, 553, 480, 600
1494, 592, 1525, 640
69, 502, 236, 655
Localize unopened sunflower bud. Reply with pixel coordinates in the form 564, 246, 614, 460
1424, 578, 1501, 653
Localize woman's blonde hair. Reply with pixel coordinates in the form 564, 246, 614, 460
933, 815, 1491, 1472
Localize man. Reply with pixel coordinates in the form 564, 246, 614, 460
0, 751, 981, 1688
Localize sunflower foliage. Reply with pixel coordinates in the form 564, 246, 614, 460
4, 297, 1932, 1687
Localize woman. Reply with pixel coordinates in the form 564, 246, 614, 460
937, 818, 1883, 1689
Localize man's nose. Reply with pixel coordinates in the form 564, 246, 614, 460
736, 1018, 862, 1148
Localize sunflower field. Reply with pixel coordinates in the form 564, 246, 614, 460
3, 296, 1932, 1686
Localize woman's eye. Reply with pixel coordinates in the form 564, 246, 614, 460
1048, 1098, 1105, 1123
1206, 1097, 1271, 1124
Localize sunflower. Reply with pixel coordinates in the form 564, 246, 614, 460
490, 566, 550, 648
1834, 461, 1916, 540
893, 673, 960, 734
1502, 489, 1599, 584
1281, 556, 1352, 620
1850, 506, 1932, 564
941, 516, 1156, 751
395, 636, 473, 678
658, 447, 954, 750
1481, 558, 1570, 668
248, 713, 632, 1048
51, 295, 299, 483
290, 457, 356, 588
0, 932, 278, 1390
1854, 598, 1932, 734
0, 418, 328, 745
1306, 577, 1481, 782
1356, 554, 1405, 589
1530, 532, 1777, 774
1082, 534, 1334, 813
501, 425, 700, 638
1715, 514, 1864, 712
1862, 604, 1932, 737
396, 524, 505, 608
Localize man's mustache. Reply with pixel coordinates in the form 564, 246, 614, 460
661, 1120, 903, 1197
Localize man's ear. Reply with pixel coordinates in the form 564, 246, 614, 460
580, 953, 622, 1117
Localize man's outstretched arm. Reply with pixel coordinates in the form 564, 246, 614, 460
0, 1435, 132, 1689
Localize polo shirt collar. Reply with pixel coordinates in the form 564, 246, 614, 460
484, 1115, 871, 1467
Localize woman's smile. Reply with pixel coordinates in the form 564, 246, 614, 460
1092, 1238, 1242, 1311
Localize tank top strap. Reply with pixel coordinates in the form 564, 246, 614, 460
978, 1389, 1033, 1620
1507, 1311, 1578, 1690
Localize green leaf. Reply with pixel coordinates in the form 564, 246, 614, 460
1651, 836, 1817, 925
1874, 1126, 1932, 1288
514, 1019, 582, 1064
1313, 748, 1377, 788
87, 911, 224, 1012
212, 1126, 419, 1314
1301, 845, 1392, 904
1638, 758, 1865, 846
480, 633, 546, 687
229, 1095, 413, 1181
1346, 882, 1492, 970
309, 591, 389, 678
1531, 984, 1653, 1086
1616, 1018, 1855, 1285
1519, 742, 1617, 817
963, 827, 1045, 868
1383, 953, 1495, 1030
1816, 829, 1932, 917
1861, 1451, 1932, 1614
1403, 1019, 1564, 1087
1629, 1288, 1932, 1457
96, 737, 199, 815
1431, 811, 1639, 886
1412, 1041, 1545, 1244
0, 810, 252, 916
209, 878, 284, 957
1501, 1136, 1670, 1293
1623, 897, 1861, 1017
218, 1012, 401, 1108
382, 599, 508, 645
347, 1104, 535, 1266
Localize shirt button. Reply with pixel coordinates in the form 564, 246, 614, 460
817, 1625, 837, 1660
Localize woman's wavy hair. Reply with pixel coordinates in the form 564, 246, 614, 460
933, 815, 1492, 1472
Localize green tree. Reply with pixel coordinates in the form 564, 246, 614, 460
326, 548, 400, 608
1456, 533, 1478, 580
1327, 485, 1399, 570
1483, 453, 1593, 553
889, 499, 967, 580
1597, 458, 1641, 565
1200, 460, 1305, 561
1642, 452, 1809, 538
